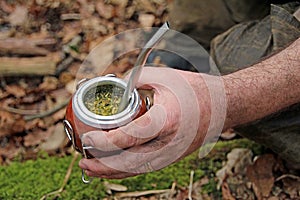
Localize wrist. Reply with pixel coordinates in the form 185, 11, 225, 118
178, 70, 227, 148
223, 38, 300, 129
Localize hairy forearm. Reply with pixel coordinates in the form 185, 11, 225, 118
223, 38, 300, 129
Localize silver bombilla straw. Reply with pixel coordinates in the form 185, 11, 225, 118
118, 22, 170, 112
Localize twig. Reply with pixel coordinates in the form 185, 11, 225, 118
275, 174, 300, 182
0, 56, 58, 76
168, 182, 176, 200
39, 151, 79, 200
62, 35, 82, 54
55, 56, 74, 75
31, 38, 57, 46
0, 38, 49, 56
55, 35, 82, 75
1, 106, 40, 115
60, 13, 81, 21
116, 189, 170, 198
24, 98, 70, 121
188, 170, 194, 200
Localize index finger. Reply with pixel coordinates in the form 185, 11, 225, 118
81, 104, 167, 152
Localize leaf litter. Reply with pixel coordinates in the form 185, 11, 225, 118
0, 0, 299, 199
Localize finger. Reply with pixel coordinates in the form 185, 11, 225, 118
79, 158, 138, 179
80, 131, 180, 177
79, 158, 123, 176
81, 104, 167, 152
94, 134, 178, 174
81, 67, 180, 153
84, 169, 138, 179
135, 67, 173, 87
86, 170, 136, 179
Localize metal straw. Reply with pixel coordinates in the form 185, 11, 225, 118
118, 22, 170, 112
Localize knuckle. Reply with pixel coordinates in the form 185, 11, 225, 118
126, 135, 138, 147
123, 159, 136, 172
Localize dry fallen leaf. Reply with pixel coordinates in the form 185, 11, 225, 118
39, 76, 59, 91
65, 80, 76, 94
116, 189, 170, 199
52, 107, 67, 122
0, 110, 25, 137
191, 177, 208, 200
138, 13, 155, 27
12, 117, 26, 133
0, 38, 51, 56
216, 148, 253, 188
24, 126, 55, 147
78, 0, 95, 18
5, 84, 26, 98
222, 182, 235, 200
0, 1, 14, 14
294, 7, 300, 22
109, 0, 128, 7
104, 181, 128, 194
0, 88, 9, 99
268, 196, 279, 200
59, 71, 74, 85
125, 5, 136, 19
81, 17, 108, 35
24, 118, 46, 130
96, 1, 114, 20
225, 174, 255, 200
39, 123, 66, 151
21, 93, 43, 104
48, 88, 72, 103
134, 0, 156, 14
221, 128, 237, 140
60, 22, 82, 44
277, 175, 300, 199
7, 6, 28, 26
246, 154, 276, 199
0, 139, 20, 160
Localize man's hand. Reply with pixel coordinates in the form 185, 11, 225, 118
78, 67, 226, 179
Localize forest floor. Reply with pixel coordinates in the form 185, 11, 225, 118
0, 0, 299, 199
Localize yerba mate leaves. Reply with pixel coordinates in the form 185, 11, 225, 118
84, 84, 124, 116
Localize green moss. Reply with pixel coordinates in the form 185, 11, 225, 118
0, 155, 106, 200
0, 138, 264, 199
111, 153, 206, 191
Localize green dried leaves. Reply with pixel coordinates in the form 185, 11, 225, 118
84, 84, 124, 116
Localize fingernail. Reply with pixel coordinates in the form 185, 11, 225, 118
79, 159, 88, 169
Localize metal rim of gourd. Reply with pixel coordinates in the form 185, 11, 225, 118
73, 76, 141, 129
